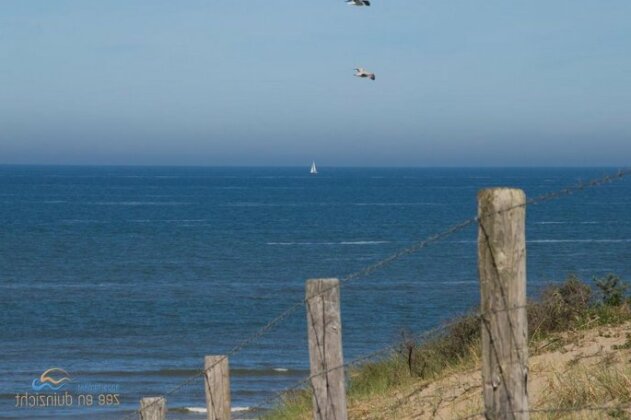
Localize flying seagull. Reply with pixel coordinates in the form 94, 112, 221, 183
346, 0, 371, 6
354, 68, 376, 80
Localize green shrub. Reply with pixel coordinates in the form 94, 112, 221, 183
528, 274, 592, 338
402, 312, 480, 380
594, 274, 628, 306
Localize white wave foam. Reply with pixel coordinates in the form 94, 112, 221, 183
61, 219, 106, 224
223, 202, 442, 207
273, 368, 289, 372
353, 202, 440, 206
184, 407, 206, 413
534, 221, 604, 225
223, 202, 289, 207
267, 242, 329, 246
183, 406, 250, 414
530, 239, 631, 244
129, 219, 207, 223
267, 241, 388, 246
439, 281, 477, 285
340, 241, 389, 245
90, 201, 190, 206
114, 175, 182, 179
233, 406, 251, 412
0, 283, 121, 290
534, 221, 567, 225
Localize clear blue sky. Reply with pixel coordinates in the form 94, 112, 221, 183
1, 1, 630, 166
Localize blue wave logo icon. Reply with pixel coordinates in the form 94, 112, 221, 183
32, 368, 71, 391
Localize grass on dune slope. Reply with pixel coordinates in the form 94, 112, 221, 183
263, 274, 631, 420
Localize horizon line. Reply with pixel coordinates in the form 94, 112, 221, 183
0, 163, 628, 170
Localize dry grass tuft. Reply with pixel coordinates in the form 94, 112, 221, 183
537, 363, 631, 419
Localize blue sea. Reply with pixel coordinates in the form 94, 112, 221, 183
1, 166, 630, 419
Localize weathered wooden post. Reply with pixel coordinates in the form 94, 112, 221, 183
139, 396, 166, 420
478, 188, 529, 420
305, 278, 348, 420
204, 355, 231, 420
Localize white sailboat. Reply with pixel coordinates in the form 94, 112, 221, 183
310, 161, 318, 175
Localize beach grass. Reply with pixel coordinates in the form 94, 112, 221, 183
263, 274, 631, 419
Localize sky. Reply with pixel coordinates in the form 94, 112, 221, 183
1, 0, 630, 166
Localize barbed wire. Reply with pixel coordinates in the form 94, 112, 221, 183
256, 303, 529, 415
459, 168, 631, 420
524, 168, 630, 208
124, 167, 631, 419
262, 299, 628, 419
256, 168, 631, 414
309, 168, 631, 311
120, 301, 305, 420
121, 215, 479, 419
256, 313, 474, 413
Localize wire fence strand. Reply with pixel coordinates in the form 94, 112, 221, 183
124, 167, 631, 419
257, 303, 528, 414
256, 313, 475, 412
260, 299, 628, 419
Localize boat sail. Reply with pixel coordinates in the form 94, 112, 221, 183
310, 161, 318, 175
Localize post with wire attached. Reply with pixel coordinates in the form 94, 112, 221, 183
305, 278, 348, 420
139, 396, 166, 420
204, 355, 231, 420
478, 188, 529, 419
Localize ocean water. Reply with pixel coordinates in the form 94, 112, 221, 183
1, 166, 630, 419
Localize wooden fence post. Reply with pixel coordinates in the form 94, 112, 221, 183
478, 188, 529, 420
305, 278, 348, 420
139, 396, 166, 420
204, 355, 231, 420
